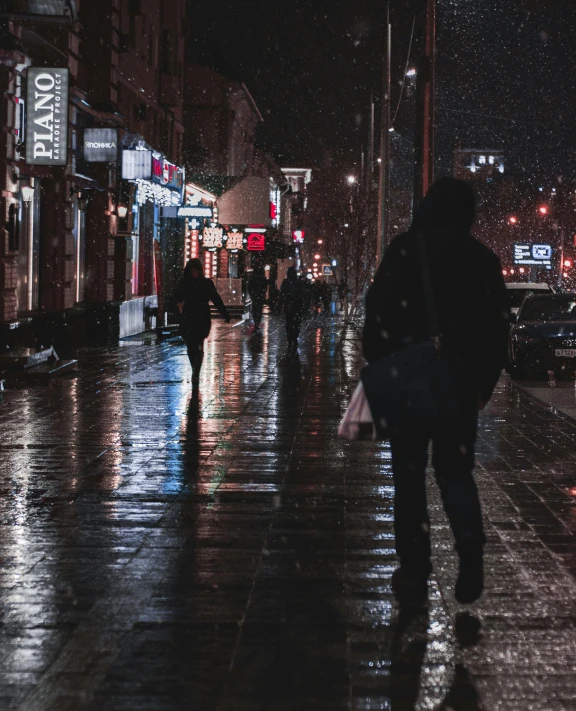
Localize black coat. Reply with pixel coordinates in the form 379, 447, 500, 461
279, 278, 307, 317
248, 274, 268, 303
363, 227, 509, 409
175, 276, 229, 341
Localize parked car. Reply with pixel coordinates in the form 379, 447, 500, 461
509, 293, 576, 378
506, 282, 554, 317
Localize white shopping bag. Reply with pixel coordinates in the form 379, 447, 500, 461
338, 381, 376, 441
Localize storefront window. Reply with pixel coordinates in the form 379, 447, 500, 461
228, 253, 239, 278
74, 200, 87, 303
17, 181, 40, 313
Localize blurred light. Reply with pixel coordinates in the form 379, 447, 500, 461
406, 68, 417, 77
346, 175, 356, 184
564, 273, 569, 278
117, 205, 128, 219
317, 239, 323, 244
377, 158, 382, 163
332, 259, 337, 266
502, 269, 508, 276
314, 254, 321, 259
519, 267, 525, 274
565, 260, 573, 269
313, 262, 318, 267
344, 223, 349, 227
508, 216, 518, 225
538, 205, 549, 215
389, 127, 395, 132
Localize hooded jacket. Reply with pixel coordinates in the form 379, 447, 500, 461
363, 177, 509, 408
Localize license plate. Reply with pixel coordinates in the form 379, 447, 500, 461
555, 349, 576, 357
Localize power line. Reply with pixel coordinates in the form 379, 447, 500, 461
391, 15, 416, 126
436, 106, 562, 129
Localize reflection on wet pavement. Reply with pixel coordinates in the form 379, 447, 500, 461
0, 314, 576, 709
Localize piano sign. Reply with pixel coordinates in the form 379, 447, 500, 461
247, 233, 265, 251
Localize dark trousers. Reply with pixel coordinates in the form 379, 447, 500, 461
285, 313, 302, 346
252, 300, 264, 326
184, 337, 204, 377
390, 412, 485, 567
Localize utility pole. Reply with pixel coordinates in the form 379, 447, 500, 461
376, 4, 391, 265
413, 0, 436, 214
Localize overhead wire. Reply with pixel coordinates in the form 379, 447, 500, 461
391, 15, 416, 127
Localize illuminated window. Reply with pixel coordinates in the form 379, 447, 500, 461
478, 155, 486, 165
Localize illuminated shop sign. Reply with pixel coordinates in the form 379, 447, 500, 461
514, 243, 553, 268
247, 233, 265, 251
202, 226, 224, 249
293, 230, 305, 243
226, 232, 244, 251
26, 67, 69, 166
122, 149, 152, 180
152, 155, 184, 191
178, 205, 213, 218
83, 128, 118, 162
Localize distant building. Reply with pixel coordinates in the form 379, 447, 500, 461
281, 168, 312, 237
454, 149, 505, 181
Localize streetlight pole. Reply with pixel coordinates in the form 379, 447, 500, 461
413, 0, 436, 214
376, 4, 391, 265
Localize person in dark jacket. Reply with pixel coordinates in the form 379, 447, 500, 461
279, 266, 307, 351
176, 258, 231, 384
363, 177, 509, 605
248, 266, 268, 331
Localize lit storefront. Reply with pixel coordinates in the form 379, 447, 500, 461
121, 141, 184, 300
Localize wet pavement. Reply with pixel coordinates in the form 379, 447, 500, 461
1, 312, 576, 710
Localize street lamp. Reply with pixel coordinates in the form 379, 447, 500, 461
538, 205, 549, 216
508, 215, 518, 225
346, 175, 356, 185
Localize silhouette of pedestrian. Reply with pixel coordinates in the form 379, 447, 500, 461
363, 177, 509, 604
176, 258, 231, 385
279, 266, 307, 352
248, 265, 268, 332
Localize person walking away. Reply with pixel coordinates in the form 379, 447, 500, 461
248, 266, 268, 332
337, 278, 350, 313
176, 258, 231, 385
280, 266, 307, 352
363, 177, 509, 605
321, 280, 332, 313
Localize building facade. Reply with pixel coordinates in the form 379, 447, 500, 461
0, 0, 186, 351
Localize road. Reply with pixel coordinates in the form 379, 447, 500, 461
0, 313, 576, 710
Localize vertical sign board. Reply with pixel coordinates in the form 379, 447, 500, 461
26, 68, 69, 166
122, 150, 152, 180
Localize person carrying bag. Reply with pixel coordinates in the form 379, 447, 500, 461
360, 177, 509, 606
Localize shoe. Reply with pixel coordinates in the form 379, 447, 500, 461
455, 537, 484, 604
391, 562, 431, 606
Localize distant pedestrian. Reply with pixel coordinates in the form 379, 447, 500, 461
363, 177, 509, 605
248, 266, 268, 332
337, 278, 350, 312
320, 280, 332, 313
176, 258, 231, 385
279, 266, 307, 352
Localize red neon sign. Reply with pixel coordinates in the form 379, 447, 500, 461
270, 202, 277, 219
247, 233, 265, 251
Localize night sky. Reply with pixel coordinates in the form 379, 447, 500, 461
189, 0, 576, 183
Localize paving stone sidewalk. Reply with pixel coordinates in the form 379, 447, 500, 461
0, 313, 576, 710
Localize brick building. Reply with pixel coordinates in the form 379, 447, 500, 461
0, 0, 186, 352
